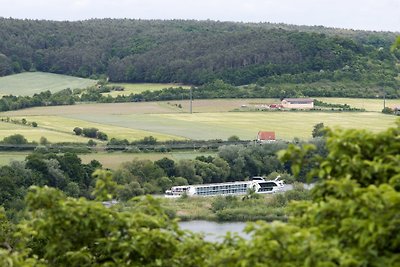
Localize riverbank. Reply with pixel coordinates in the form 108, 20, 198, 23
160, 183, 311, 222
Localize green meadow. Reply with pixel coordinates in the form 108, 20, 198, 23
0, 152, 29, 165
1, 98, 399, 142
317, 97, 399, 112
9, 115, 184, 142
80, 151, 217, 169
0, 97, 399, 169
0, 120, 90, 143
0, 151, 217, 169
63, 111, 396, 140
0, 72, 97, 96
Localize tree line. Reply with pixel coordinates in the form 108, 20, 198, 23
0, 89, 75, 111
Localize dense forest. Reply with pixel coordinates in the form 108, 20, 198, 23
0, 18, 398, 90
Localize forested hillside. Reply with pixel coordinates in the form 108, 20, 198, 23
0, 18, 398, 87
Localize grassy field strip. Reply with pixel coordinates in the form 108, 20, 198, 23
67, 113, 240, 140
79, 151, 217, 169
0, 152, 28, 165
2, 98, 399, 141
4, 98, 397, 118
157, 102, 186, 113
0, 151, 217, 169
3, 111, 398, 142
0, 121, 31, 131
167, 98, 280, 113
179, 97, 399, 113
1, 129, 89, 143
317, 97, 400, 112
0, 72, 97, 96
101, 112, 397, 140
1, 99, 281, 117
129, 112, 396, 140
13, 115, 185, 142
104, 83, 191, 97
164, 112, 398, 140
0, 121, 89, 143
157, 98, 400, 113
1, 102, 179, 117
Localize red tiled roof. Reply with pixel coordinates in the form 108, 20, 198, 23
257, 131, 276, 140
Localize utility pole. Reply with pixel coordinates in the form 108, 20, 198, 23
189, 86, 193, 114
383, 90, 386, 110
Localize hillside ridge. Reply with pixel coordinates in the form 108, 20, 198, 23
0, 18, 398, 87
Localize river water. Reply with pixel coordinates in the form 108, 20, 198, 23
178, 183, 314, 242
179, 220, 249, 242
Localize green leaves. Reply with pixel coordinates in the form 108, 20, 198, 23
17, 186, 215, 266
91, 170, 119, 201
275, 120, 400, 265
277, 143, 316, 178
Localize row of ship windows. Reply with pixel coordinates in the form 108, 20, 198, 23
196, 189, 248, 195
197, 185, 248, 192
259, 188, 273, 192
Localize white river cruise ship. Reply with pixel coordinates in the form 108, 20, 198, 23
165, 177, 284, 197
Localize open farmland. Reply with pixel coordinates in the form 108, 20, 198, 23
8, 115, 185, 142
2, 98, 398, 141
2, 98, 281, 117
2, 102, 183, 116
80, 151, 217, 169
104, 83, 191, 97
64, 111, 396, 140
0, 151, 217, 169
0, 152, 29, 165
0, 121, 92, 143
317, 97, 400, 112
0, 72, 97, 96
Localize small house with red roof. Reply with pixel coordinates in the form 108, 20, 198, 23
256, 131, 276, 143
